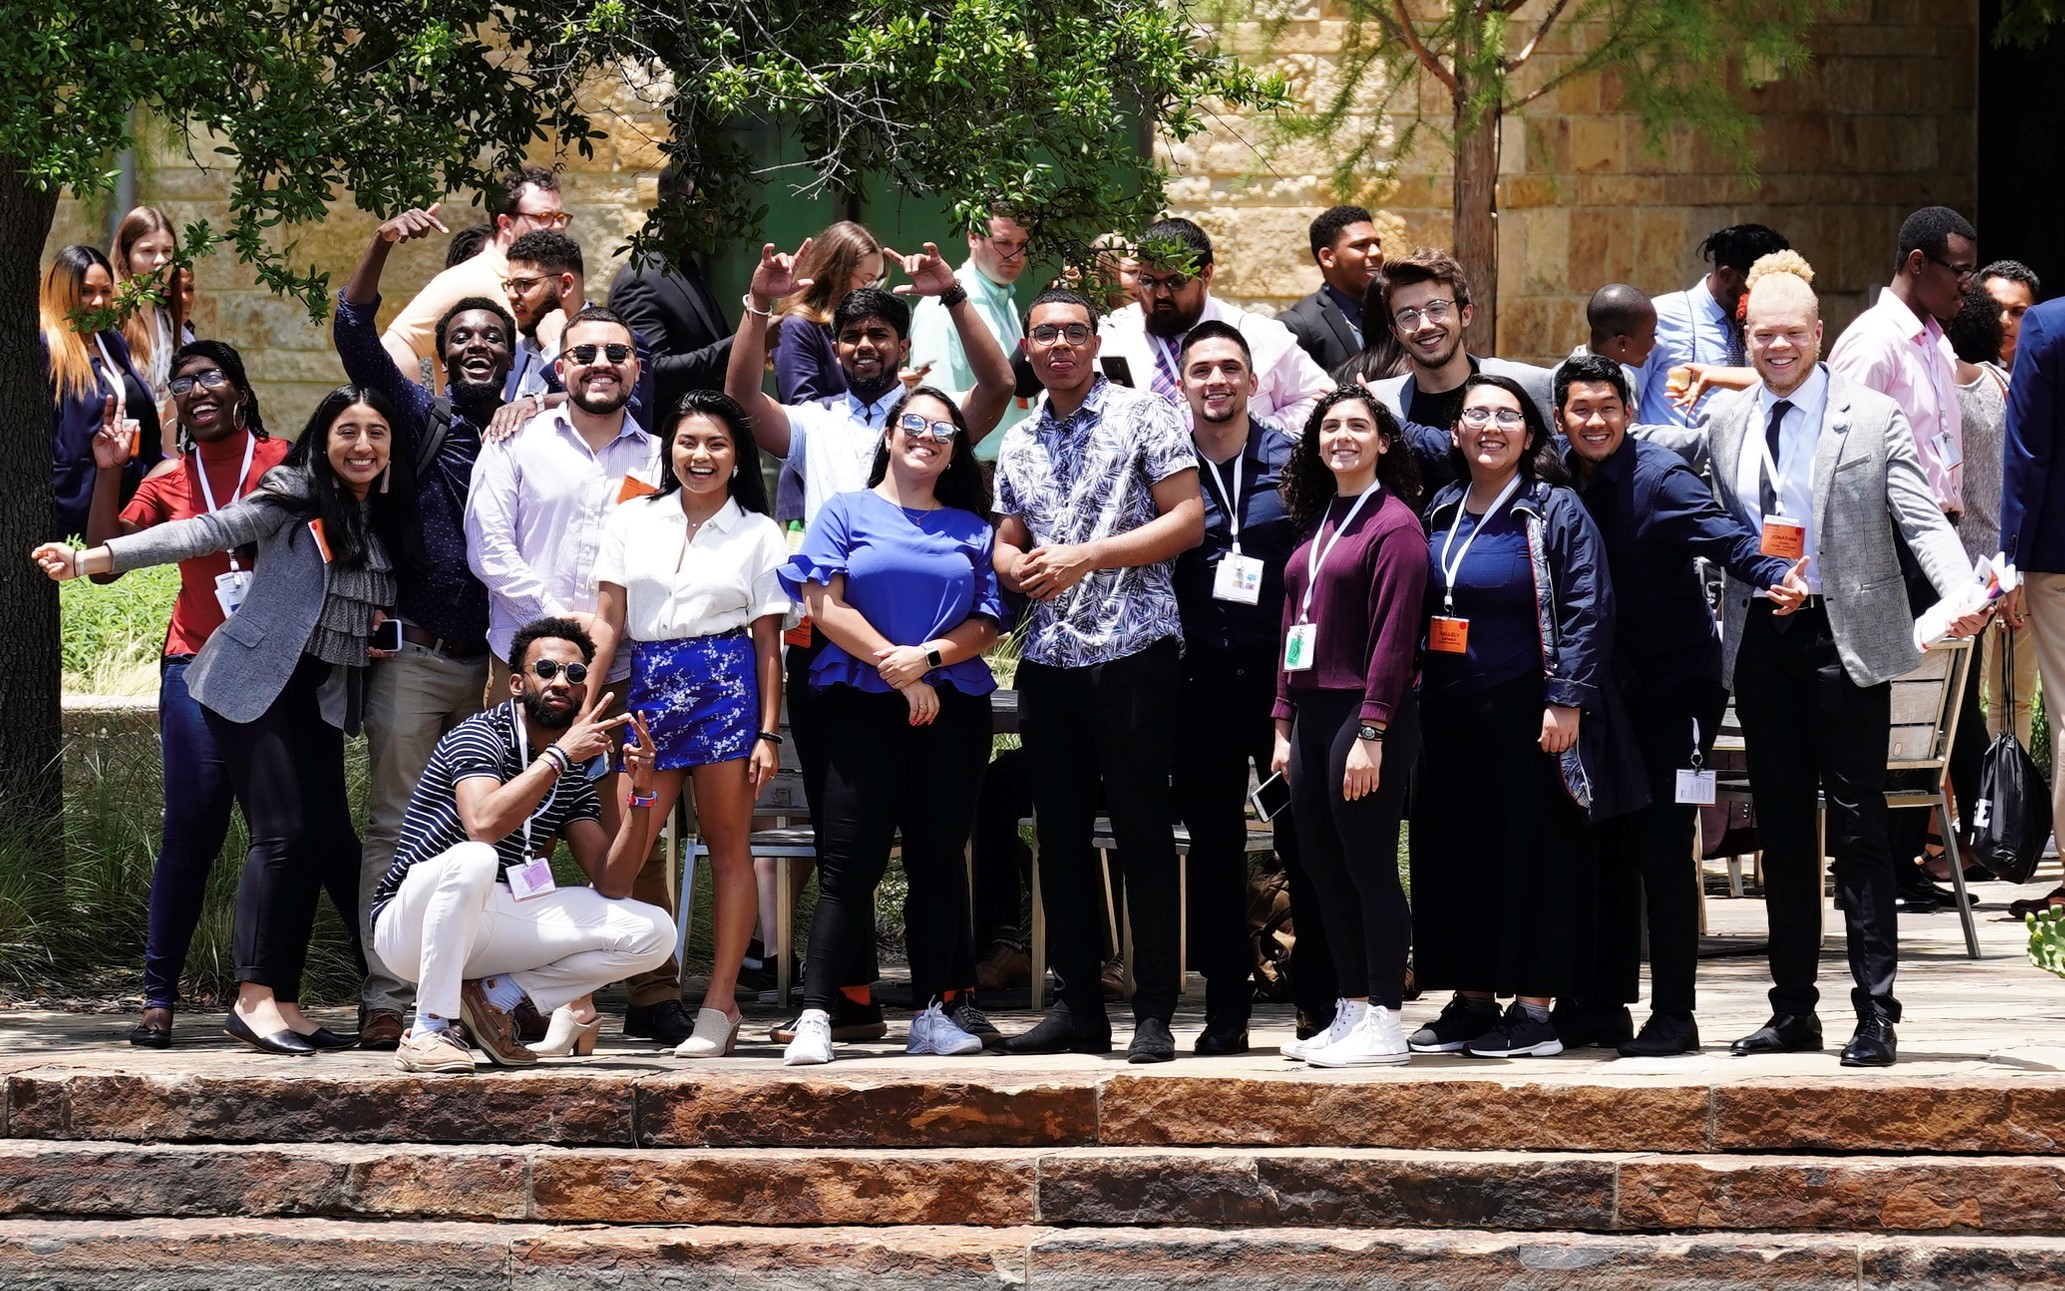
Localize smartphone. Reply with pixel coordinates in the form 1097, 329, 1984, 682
372, 617, 404, 654
1100, 356, 1136, 388
1249, 772, 1291, 823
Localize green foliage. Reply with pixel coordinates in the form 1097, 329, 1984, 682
58, 565, 180, 696
2029, 907, 2065, 981
1996, 0, 2065, 48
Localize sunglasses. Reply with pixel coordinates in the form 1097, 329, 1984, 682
567, 342, 632, 365
168, 369, 231, 397
529, 659, 589, 683
896, 411, 960, 441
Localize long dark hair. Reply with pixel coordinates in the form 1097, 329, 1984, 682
1330, 275, 1410, 384
284, 385, 413, 569
651, 389, 771, 516
867, 385, 993, 517
169, 339, 267, 451
1450, 373, 1568, 488
1280, 385, 1423, 531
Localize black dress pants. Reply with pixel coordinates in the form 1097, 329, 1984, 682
1589, 675, 1727, 1015
802, 685, 989, 1010
204, 654, 364, 1003
1018, 638, 1182, 1024
972, 746, 1035, 944
787, 634, 879, 985
1733, 601, 1900, 1020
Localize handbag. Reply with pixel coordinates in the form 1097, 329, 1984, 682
1972, 627, 2051, 885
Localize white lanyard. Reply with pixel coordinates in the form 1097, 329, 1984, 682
92, 334, 127, 420
1298, 485, 1380, 622
507, 701, 559, 857
1438, 474, 1524, 615
1690, 716, 1703, 769
193, 434, 258, 570
1200, 450, 1246, 554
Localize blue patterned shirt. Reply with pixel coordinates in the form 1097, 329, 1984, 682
994, 377, 1198, 667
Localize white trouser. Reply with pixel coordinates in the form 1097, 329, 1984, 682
372, 841, 673, 1022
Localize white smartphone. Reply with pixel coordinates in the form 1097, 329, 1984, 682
1249, 772, 1291, 823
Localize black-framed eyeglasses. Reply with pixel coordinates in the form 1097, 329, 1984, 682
1924, 252, 1978, 285
1394, 299, 1455, 329
567, 342, 632, 365
1459, 406, 1525, 426
501, 275, 549, 293
896, 411, 960, 441
168, 369, 231, 397
1029, 322, 1093, 346
529, 659, 589, 683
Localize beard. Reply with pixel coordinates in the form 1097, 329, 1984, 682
520, 688, 577, 731
448, 374, 504, 406
570, 383, 632, 415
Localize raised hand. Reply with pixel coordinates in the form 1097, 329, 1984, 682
90, 395, 128, 470
377, 203, 448, 245
888, 243, 955, 297
552, 687, 633, 765
622, 711, 657, 794
748, 240, 814, 310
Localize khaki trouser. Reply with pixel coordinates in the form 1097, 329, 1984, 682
2018, 575, 2065, 838
1982, 617, 2041, 749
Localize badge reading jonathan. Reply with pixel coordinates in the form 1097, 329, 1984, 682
1213, 552, 1263, 605
1675, 768, 1717, 805
1283, 622, 1317, 671
1429, 616, 1469, 654
1760, 515, 1805, 561
213, 569, 252, 619
506, 855, 557, 900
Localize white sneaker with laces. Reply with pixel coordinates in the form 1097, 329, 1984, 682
1306, 1005, 1412, 1068
782, 1008, 833, 1065
907, 1002, 983, 1056
1282, 998, 1365, 1062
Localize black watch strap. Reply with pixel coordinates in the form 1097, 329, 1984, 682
1357, 724, 1384, 742
926, 646, 944, 668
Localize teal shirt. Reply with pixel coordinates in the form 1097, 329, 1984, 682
908, 258, 1028, 461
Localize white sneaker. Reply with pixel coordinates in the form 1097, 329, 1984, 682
782, 1008, 833, 1065
906, 1002, 983, 1056
1282, 999, 1366, 1062
1306, 1005, 1412, 1068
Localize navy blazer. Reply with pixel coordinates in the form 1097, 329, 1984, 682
2002, 298, 2065, 573
47, 330, 164, 541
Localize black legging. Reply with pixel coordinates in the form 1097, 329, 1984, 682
1287, 687, 1417, 1009
802, 684, 990, 1011
203, 654, 365, 1003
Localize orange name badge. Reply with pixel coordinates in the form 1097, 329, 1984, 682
306, 518, 333, 563
616, 473, 660, 504
1760, 515, 1805, 561
1429, 615, 1470, 654
784, 615, 815, 649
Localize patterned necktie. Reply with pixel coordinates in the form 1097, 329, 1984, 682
1149, 338, 1182, 406
1759, 399, 1792, 518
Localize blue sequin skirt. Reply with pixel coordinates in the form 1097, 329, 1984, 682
628, 631, 755, 770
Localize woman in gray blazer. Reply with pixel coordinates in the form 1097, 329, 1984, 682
34, 385, 412, 1056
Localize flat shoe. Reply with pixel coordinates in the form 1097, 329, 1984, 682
224, 1010, 316, 1056
302, 1026, 357, 1050
129, 1008, 173, 1050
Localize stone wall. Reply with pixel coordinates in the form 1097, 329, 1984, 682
42, 1, 1977, 428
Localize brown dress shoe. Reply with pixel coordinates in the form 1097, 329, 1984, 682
357, 1009, 405, 1051
975, 942, 1031, 991
510, 997, 549, 1044
459, 980, 538, 1067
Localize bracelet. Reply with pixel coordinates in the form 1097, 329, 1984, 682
538, 746, 572, 775
1356, 724, 1385, 743
755, 730, 784, 746
938, 283, 969, 309
740, 293, 772, 319
72, 548, 84, 579
626, 789, 658, 808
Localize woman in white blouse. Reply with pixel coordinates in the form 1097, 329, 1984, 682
592, 390, 792, 1057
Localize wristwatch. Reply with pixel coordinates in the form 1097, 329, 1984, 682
925, 646, 944, 668
1356, 724, 1385, 742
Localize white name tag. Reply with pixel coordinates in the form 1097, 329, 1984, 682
1213, 552, 1264, 605
1283, 622, 1317, 672
506, 855, 557, 901
1675, 768, 1717, 805
213, 569, 252, 619
1935, 430, 1963, 470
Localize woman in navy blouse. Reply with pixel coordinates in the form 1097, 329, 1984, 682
44, 244, 163, 540
778, 387, 1004, 1065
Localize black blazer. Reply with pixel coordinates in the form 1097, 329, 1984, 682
1280, 288, 1360, 374
607, 252, 734, 416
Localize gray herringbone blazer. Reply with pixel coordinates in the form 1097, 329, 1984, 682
1707, 368, 1974, 689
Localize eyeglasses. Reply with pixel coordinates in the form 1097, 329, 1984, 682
1029, 322, 1093, 346
896, 411, 960, 441
1135, 272, 1191, 297
501, 274, 549, 293
529, 659, 589, 683
514, 208, 571, 230
567, 342, 633, 365
1459, 406, 1525, 427
1393, 299, 1455, 329
1924, 252, 1978, 286
168, 369, 230, 397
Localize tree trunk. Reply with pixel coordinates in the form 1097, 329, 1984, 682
0, 157, 65, 839
1451, 97, 1501, 354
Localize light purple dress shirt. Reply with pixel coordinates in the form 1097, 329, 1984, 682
1827, 287, 1963, 513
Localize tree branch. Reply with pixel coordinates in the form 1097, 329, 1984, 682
1509, 3, 1639, 108
1388, 0, 1458, 95
1506, 0, 1572, 73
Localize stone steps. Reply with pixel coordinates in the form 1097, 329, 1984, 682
0, 1217, 2062, 1290
4, 1140, 2064, 1235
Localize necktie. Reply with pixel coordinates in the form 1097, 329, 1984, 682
1149, 338, 1182, 406
1725, 316, 1746, 367
1759, 399, 1792, 519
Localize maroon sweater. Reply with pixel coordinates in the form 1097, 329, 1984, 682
1273, 487, 1430, 726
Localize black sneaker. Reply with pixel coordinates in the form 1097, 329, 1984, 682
736, 956, 781, 997
947, 1000, 1005, 1051
1464, 1003, 1566, 1058
1617, 1010, 1700, 1057
623, 998, 697, 1045
770, 997, 888, 1044
1127, 1017, 1176, 1063
1407, 995, 1501, 1053
1000, 1003, 1113, 1055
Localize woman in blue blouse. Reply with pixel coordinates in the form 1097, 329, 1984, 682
778, 387, 1003, 1065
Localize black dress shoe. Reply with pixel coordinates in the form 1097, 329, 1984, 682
1001, 1005, 1112, 1055
224, 1010, 317, 1055
1729, 1012, 1823, 1056
623, 998, 698, 1045
302, 1026, 357, 1050
1128, 1017, 1176, 1064
1840, 1013, 1898, 1067
1617, 1011, 1700, 1058
1551, 1000, 1634, 1049
129, 1007, 173, 1050
1194, 1024, 1250, 1056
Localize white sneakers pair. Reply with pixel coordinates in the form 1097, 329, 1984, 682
783, 1002, 982, 1066
1282, 998, 1411, 1067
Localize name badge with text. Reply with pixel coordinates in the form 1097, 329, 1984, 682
1429, 615, 1470, 654
1760, 515, 1805, 561
213, 569, 252, 619
506, 856, 557, 901
1935, 430, 1963, 470
1675, 768, 1717, 805
1283, 623, 1317, 672
1213, 552, 1264, 605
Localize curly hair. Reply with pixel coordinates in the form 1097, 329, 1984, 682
1280, 386, 1423, 531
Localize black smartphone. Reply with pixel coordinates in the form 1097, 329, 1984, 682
373, 617, 404, 654
1249, 772, 1291, 823
1100, 356, 1136, 388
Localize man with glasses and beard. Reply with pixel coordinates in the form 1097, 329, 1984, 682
335, 205, 518, 1049
466, 305, 693, 1044
909, 206, 1037, 460
370, 616, 675, 1074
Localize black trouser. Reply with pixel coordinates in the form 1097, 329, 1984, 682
972, 746, 1035, 944
786, 634, 880, 986
1733, 600, 1900, 1021
1018, 638, 1182, 1025
1173, 645, 1318, 1024
1589, 675, 1727, 1016
1287, 688, 1417, 1010
802, 685, 990, 1011
203, 654, 365, 1003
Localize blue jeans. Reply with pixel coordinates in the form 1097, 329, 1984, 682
141, 657, 237, 1009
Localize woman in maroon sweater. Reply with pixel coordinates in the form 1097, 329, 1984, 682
1270, 386, 1428, 1066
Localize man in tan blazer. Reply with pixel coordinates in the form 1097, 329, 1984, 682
1707, 254, 1985, 1068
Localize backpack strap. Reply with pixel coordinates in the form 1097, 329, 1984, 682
416, 396, 454, 478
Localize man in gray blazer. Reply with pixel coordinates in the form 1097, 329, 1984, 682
1711, 259, 1984, 1068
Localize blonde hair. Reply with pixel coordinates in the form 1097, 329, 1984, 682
775, 221, 883, 325
1745, 249, 1815, 292
39, 246, 111, 403
109, 206, 187, 380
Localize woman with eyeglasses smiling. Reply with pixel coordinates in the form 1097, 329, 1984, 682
775, 386, 1005, 1065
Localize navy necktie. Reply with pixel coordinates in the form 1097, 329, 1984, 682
1760, 399, 1792, 518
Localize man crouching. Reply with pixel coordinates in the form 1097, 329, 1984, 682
370, 615, 672, 1072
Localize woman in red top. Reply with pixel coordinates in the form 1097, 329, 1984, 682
83, 340, 314, 1048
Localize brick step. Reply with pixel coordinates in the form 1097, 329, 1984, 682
1, 1217, 2062, 1289
8, 1065, 2065, 1153
4, 1141, 2064, 1235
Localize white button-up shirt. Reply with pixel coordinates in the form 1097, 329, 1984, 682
781, 390, 900, 528
1827, 286, 1962, 514
464, 406, 661, 676
1099, 294, 1333, 434
594, 495, 794, 643
1733, 363, 1831, 594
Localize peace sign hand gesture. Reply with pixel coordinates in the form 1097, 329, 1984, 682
621, 710, 657, 794
551, 687, 634, 765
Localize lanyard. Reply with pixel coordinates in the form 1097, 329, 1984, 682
507, 701, 559, 857
1438, 474, 1524, 615
1689, 716, 1703, 770
1200, 450, 1247, 554
92, 334, 126, 419
1298, 485, 1380, 622
193, 434, 258, 570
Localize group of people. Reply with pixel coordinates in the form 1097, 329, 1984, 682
33, 168, 2054, 1073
